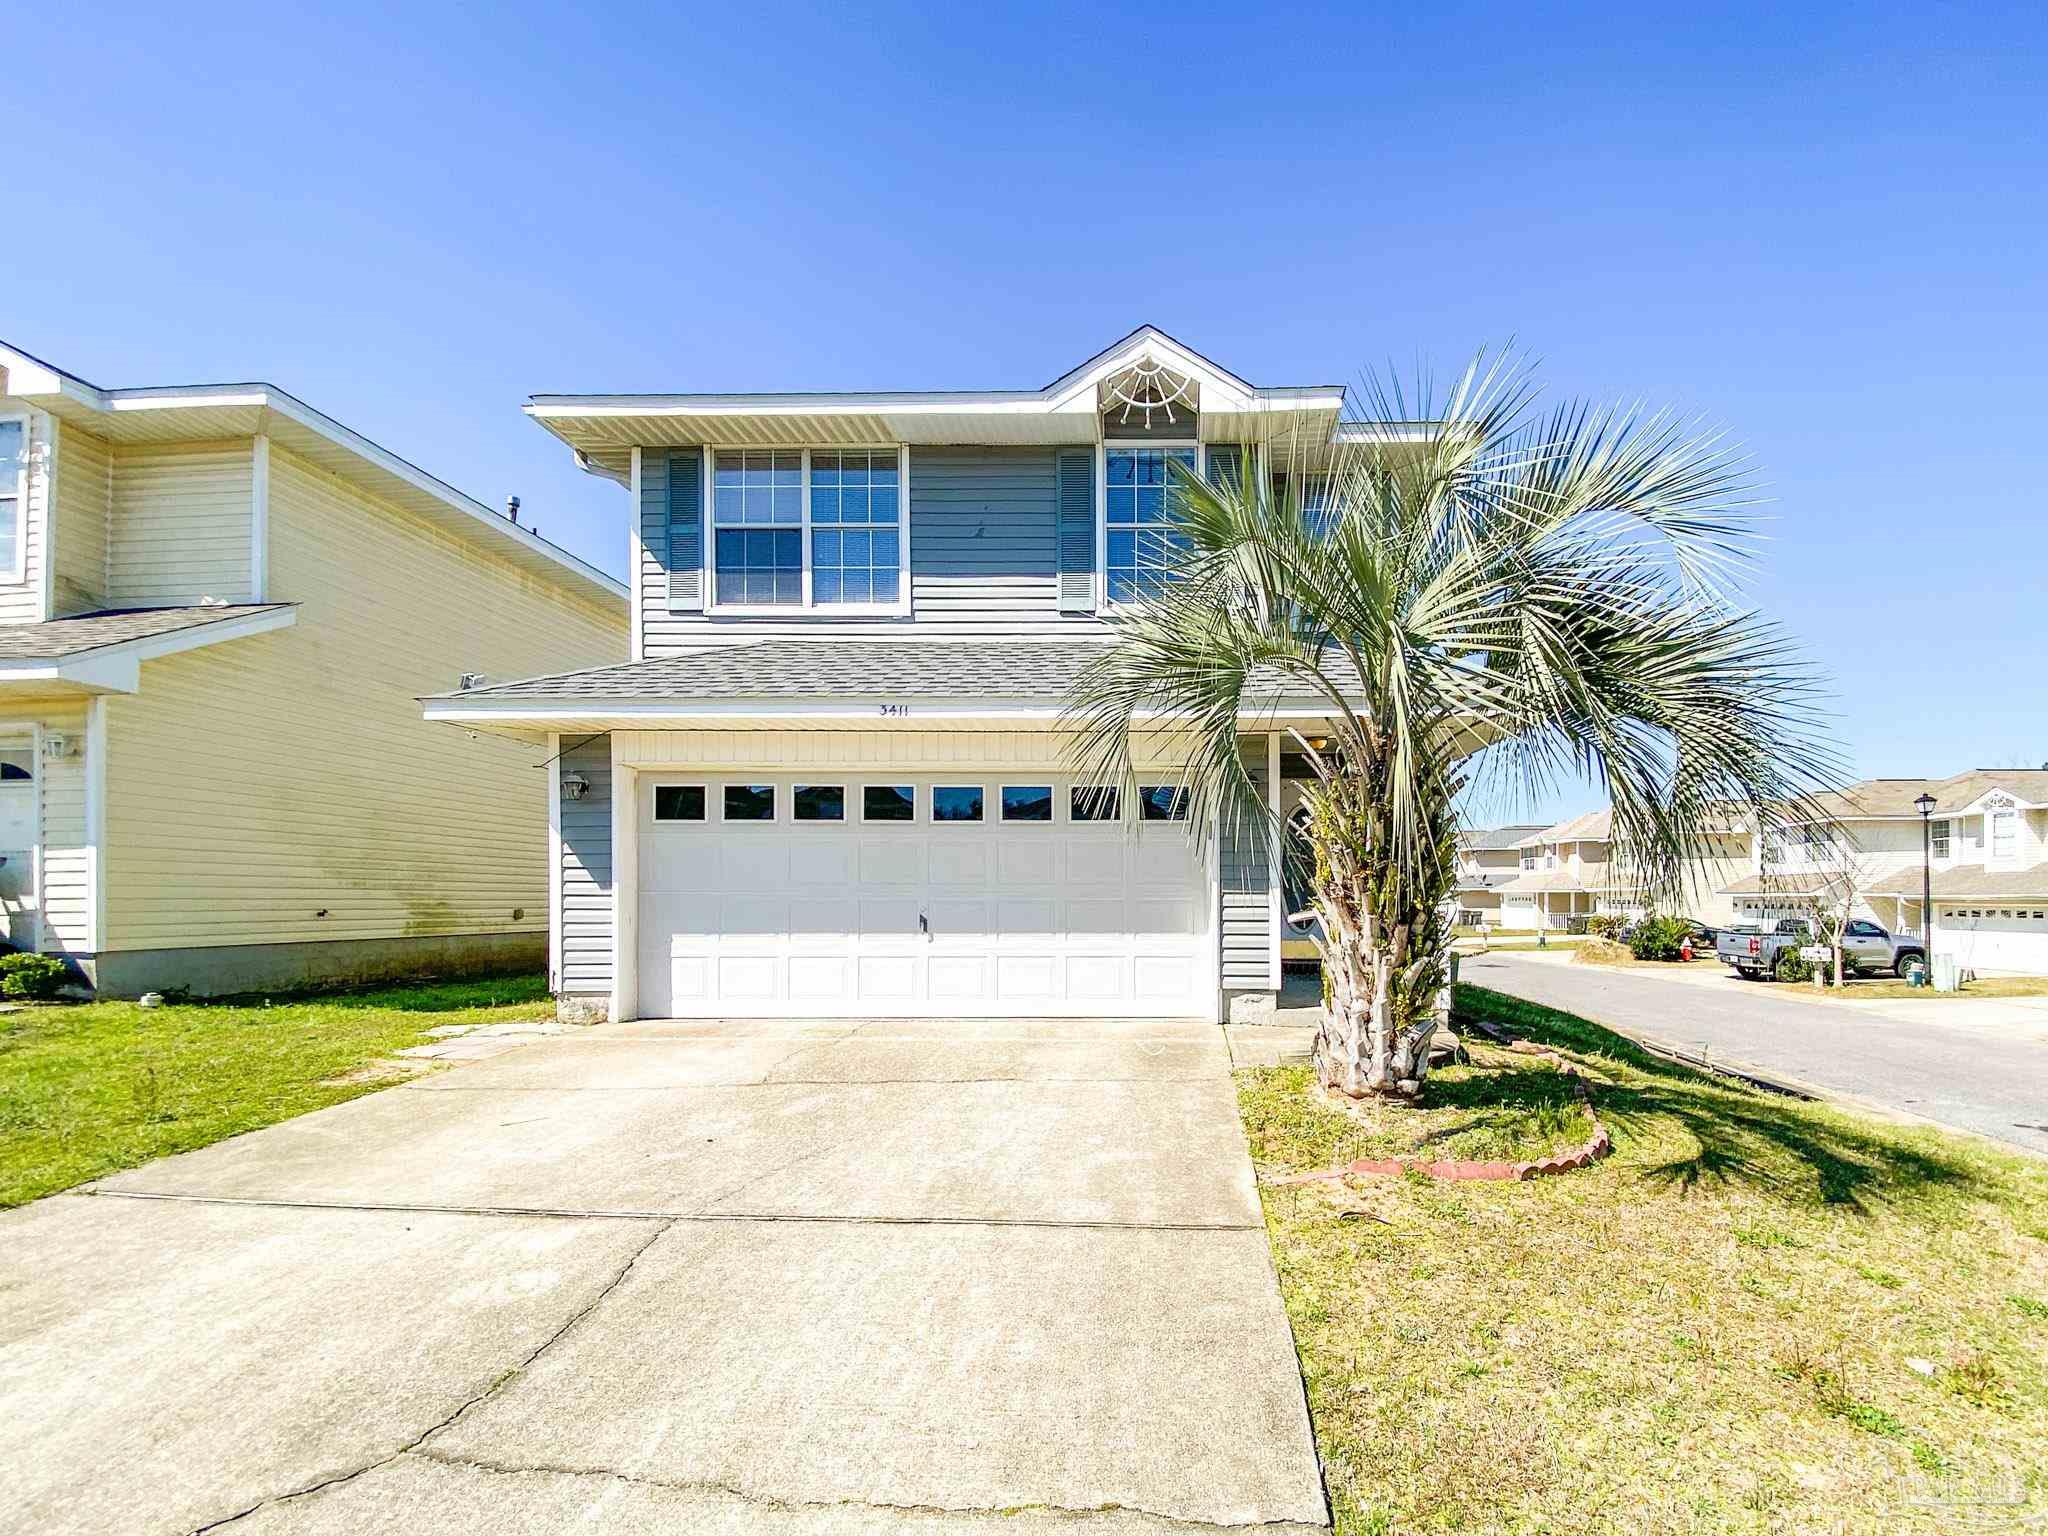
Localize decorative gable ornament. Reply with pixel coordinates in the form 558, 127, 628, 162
1097, 355, 1199, 429
1983, 792, 2017, 810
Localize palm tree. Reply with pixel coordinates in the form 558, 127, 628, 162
1063, 355, 1834, 1100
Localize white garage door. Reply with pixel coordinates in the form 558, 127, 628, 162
636, 774, 1211, 1018
1938, 906, 2048, 976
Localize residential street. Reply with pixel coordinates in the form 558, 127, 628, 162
1462, 952, 2048, 1156
0, 1018, 1326, 1536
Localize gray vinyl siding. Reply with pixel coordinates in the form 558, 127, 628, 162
1220, 738, 1274, 991
558, 735, 613, 996
637, 446, 1106, 655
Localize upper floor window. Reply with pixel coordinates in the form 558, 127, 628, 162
1931, 819, 1950, 859
1991, 809, 2017, 861
710, 448, 903, 611
1103, 445, 1196, 603
1520, 848, 1536, 870
0, 418, 24, 582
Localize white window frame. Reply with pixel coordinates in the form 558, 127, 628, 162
703, 445, 911, 618
859, 782, 919, 824
1095, 439, 1204, 615
929, 783, 989, 826
0, 412, 31, 585
1990, 808, 2018, 863
647, 781, 709, 825
997, 783, 1057, 823
1931, 819, 1951, 860
718, 782, 778, 823
791, 783, 849, 823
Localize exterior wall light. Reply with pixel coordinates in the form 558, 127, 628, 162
562, 771, 591, 802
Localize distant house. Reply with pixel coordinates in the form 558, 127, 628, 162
1452, 824, 1546, 927
0, 341, 627, 995
1722, 770, 2048, 976
1500, 808, 1756, 930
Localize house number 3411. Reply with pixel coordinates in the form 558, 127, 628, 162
878, 703, 912, 717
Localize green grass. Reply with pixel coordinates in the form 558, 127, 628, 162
1241, 983, 2048, 1534
0, 973, 550, 1207
1815, 974, 2048, 1002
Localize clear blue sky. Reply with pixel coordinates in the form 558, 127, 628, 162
9, 1, 2043, 822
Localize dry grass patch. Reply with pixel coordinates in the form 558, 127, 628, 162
1240, 984, 2048, 1534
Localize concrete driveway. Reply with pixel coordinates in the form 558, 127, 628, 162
0, 1018, 1327, 1535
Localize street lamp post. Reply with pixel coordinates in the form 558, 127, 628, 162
1915, 792, 1937, 980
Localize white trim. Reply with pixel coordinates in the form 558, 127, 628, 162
423, 695, 1358, 725
627, 448, 644, 656
1267, 730, 1282, 990
249, 432, 270, 601
610, 741, 638, 1022
85, 700, 106, 955
0, 605, 298, 694
37, 409, 56, 620
545, 732, 563, 993
0, 408, 31, 588
1206, 797, 1225, 1022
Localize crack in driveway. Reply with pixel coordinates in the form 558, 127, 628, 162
186, 1219, 675, 1534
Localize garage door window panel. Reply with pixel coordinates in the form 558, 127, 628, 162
653, 785, 706, 822
1001, 785, 1054, 822
1139, 785, 1191, 821
794, 784, 846, 822
724, 784, 776, 821
932, 786, 986, 823
1071, 786, 1120, 822
862, 784, 916, 822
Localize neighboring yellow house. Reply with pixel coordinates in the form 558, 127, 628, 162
0, 340, 626, 995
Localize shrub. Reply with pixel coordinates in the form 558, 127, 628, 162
1774, 946, 1816, 984
1585, 914, 1627, 940
0, 952, 70, 1000
1629, 915, 1693, 962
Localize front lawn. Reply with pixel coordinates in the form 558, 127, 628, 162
0, 973, 551, 1207
1240, 985, 2048, 1534
1818, 974, 2048, 1002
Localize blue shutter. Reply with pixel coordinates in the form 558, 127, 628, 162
1205, 443, 1243, 490
666, 449, 703, 611
1056, 448, 1094, 613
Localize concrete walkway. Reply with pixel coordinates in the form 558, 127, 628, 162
1464, 952, 2048, 1156
0, 1019, 1327, 1536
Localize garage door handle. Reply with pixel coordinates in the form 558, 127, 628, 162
919, 913, 929, 935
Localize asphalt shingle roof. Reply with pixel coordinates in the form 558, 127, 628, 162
0, 605, 289, 661
430, 639, 1359, 706
1804, 771, 2048, 819
1867, 863, 2048, 900
1462, 824, 1548, 852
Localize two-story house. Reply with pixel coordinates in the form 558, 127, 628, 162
1719, 770, 2048, 975
1452, 824, 1546, 928
425, 327, 1385, 1023
0, 340, 626, 995
1499, 807, 1756, 930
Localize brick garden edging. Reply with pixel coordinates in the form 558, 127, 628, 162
1271, 1037, 1613, 1185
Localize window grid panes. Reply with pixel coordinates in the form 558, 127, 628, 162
1105, 446, 1196, 603
1992, 811, 2016, 860
0, 420, 21, 577
1932, 820, 1950, 858
713, 450, 803, 606
810, 451, 901, 606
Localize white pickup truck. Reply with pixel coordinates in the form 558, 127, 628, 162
1717, 918, 1925, 981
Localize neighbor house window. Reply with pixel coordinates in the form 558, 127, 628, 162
1104, 445, 1196, 603
711, 448, 904, 610
724, 784, 775, 821
653, 785, 706, 822
1992, 810, 2017, 861
0, 419, 23, 582
1931, 819, 1950, 859
1001, 785, 1053, 822
931, 786, 984, 822
863, 785, 915, 822
793, 785, 845, 821
809, 451, 900, 605
1520, 849, 1537, 870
